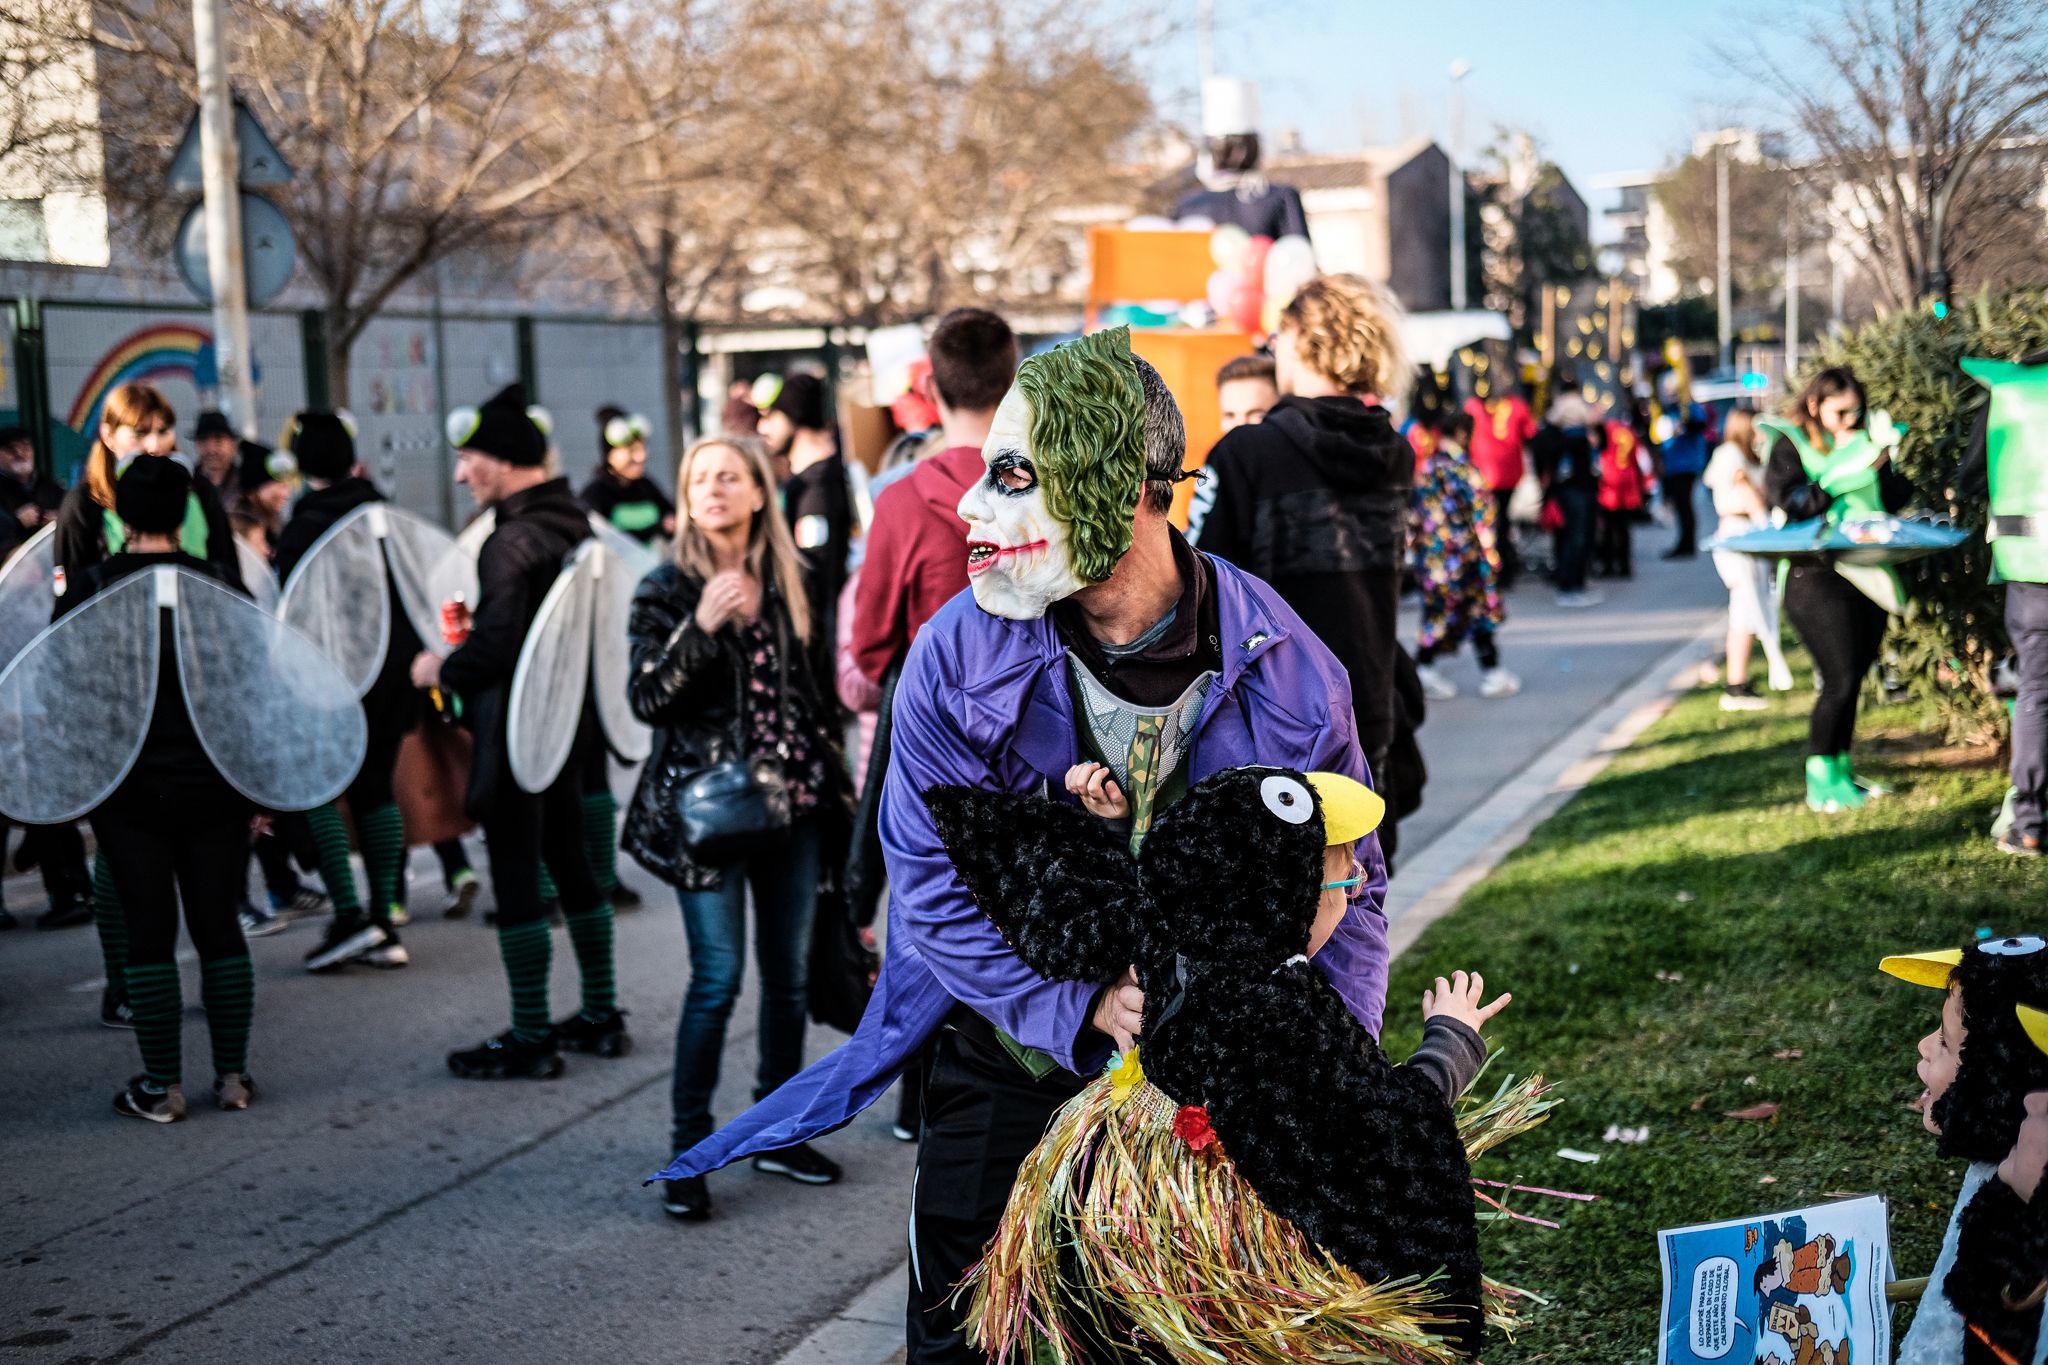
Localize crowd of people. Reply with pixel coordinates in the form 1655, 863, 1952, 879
2, 258, 2042, 1362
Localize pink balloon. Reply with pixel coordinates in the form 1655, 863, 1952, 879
1228, 278, 1263, 334
1206, 268, 1239, 318
1242, 235, 1273, 281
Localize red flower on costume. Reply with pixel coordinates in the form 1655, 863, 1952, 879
1173, 1104, 1218, 1151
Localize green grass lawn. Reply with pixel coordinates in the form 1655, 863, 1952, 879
1378, 671, 2040, 1362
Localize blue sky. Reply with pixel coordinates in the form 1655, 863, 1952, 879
1147, 0, 1786, 238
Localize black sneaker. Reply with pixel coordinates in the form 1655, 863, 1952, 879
304, 916, 388, 972
661, 1176, 711, 1221
752, 1142, 842, 1185
554, 1008, 632, 1057
1719, 682, 1768, 712
100, 987, 134, 1030
611, 882, 642, 911
37, 892, 94, 930
113, 1076, 186, 1124
362, 929, 410, 969
446, 1029, 564, 1080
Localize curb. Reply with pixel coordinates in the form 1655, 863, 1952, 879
771, 618, 1724, 1365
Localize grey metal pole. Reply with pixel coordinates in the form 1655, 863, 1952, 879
1784, 220, 1800, 382
1715, 138, 1732, 372
1449, 60, 1470, 312
190, 0, 257, 435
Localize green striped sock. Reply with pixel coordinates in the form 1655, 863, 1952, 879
200, 955, 254, 1076
92, 851, 128, 988
124, 961, 183, 1088
580, 791, 620, 895
537, 861, 559, 906
562, 904, 616, 1020
496, 920, 553, 1044
355, 802, 406, 927
303, 804, 362, 916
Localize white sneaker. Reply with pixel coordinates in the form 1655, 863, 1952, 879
1478, 668, 1522, 699
1415, 663, 1458, 701
1555, 589, 1605, 608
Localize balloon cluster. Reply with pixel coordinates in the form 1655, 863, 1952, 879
1205, 226, 1316, 336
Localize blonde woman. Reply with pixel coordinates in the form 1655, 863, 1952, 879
1704, 409, 1793, 708
621, 435, 847, 1222
1189, 272, 1419, 859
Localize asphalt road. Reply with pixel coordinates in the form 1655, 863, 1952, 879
0, 524, 1727, 1365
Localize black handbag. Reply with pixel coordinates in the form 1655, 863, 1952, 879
673, 612, 794, 866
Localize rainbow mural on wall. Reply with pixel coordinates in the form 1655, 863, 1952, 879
65, 323, 214, 438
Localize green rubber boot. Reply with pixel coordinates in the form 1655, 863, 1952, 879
1805, 756, 1838, 812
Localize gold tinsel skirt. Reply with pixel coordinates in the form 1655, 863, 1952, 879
963, 1054, 1553, 1364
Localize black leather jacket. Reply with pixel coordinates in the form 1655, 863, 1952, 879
620, 560, 841, 890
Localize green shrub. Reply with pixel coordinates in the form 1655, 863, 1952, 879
1800, 287, 2048, 742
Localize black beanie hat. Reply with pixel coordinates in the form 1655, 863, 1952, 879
193, 410, 235, 442
289, 411, 357, 480
115, 454, 192, 535
448, 383, 550, 467
765, 372, 829, 432
237, 439, 298, 493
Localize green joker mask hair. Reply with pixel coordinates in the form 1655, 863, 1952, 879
1017, 327, 1148, 583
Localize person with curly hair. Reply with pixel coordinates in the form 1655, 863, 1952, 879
1187, 272, 1416, 857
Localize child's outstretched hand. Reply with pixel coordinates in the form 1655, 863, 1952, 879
1066, 762, 1129, 819
1422, 970, 1512, 1033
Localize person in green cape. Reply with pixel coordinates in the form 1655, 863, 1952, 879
1761, 366, 1916, 813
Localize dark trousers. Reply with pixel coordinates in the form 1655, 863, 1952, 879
1491, 487, 1522, 588
479, 742, 602, 930
1417, 627, 1499, 671
1784, 566, 1890, 757
2009, 581, 2048, 841
1665, 472, 1700, 555
0, 820, 90, 908
94, 785, 249, 968
1596, 507, 1634, 577
670, 817, 820, 1153
907, 1018, 1090, 1363
1552, 486, 1595, 592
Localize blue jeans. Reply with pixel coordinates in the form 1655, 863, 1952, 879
670, 818, 820, 1155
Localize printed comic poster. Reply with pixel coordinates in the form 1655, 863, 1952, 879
1657, 1195, 1891, 1365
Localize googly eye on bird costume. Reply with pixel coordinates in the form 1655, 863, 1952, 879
605, 413, 651, 449
1978, 935, 2047, 958
1260, 774, 1314, 824
446, 407, 483, 449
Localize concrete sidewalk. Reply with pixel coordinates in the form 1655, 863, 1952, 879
769, 557, 1730, 1365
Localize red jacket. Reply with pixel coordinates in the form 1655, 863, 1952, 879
852, 444, 983, 683
1465, 395, 1536, 493
1598, 421, 1647, 512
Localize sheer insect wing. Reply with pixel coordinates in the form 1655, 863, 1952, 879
277, 503, 390, 696
506, 542, 596, 793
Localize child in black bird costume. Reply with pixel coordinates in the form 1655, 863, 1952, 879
1884, 938, 2048, 1365
923, 765, 1551, 1364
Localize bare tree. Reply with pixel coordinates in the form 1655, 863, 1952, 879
1740, 0, 2048, 309
92, 0, 665, 403
752, 0, 1155, 326
0, 0, 103, 258
1468, 129, 1595, 337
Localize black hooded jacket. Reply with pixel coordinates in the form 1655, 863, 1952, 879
439, 478, 592, 814
275, 477, 424, 739
1189, 395, 1413, 776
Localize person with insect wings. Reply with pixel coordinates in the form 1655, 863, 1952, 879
410, 384, 627, 1081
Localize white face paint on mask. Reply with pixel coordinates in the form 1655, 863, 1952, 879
957, 387, 1088, 620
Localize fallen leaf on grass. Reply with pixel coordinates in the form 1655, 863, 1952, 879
1689, 1094, 1710, 1112
1725, 1102, 1782, 1121
1656, 970, 1685, 983
1759, 1176, 1779, 1185
1773, 1049, 1804, 1060
1674, 891, 1696, 904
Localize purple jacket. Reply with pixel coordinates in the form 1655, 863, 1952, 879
652, 553, 1390, 1181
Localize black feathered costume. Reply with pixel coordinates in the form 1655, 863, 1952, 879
923, 766, 1547, 1363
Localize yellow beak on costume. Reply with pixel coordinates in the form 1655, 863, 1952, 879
1306, 772, 1386, 846
1878, 948, 1965, 990
2019, 1004, 2048, 1058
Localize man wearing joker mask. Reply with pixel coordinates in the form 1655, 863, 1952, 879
648, 326, 1389, 1363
